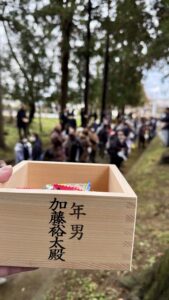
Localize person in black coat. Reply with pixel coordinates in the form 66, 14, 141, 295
16, 104, 28, 139
161, 108, 169, 147
65, 128, 83, 162
59, 108, 68, 131
30, 133, 43, 160
108, 130, 128, 168
98, 124, 109, 158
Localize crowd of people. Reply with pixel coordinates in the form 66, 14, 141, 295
15, 105, 158, 169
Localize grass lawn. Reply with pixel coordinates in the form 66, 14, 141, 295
0, 118, 58, 162
128, 137, 169, 270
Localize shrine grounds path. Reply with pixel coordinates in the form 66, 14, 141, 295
0, 137, 169, 299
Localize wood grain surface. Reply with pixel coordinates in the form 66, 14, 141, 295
0, 161, 137, 270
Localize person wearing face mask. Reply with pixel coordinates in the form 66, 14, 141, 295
108, 130, 128, 168
29, 133, 42, 160
14, 138, 32, 164
43, 129, 65, 162
64, 127, 83, 162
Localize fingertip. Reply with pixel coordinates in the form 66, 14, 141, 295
0, 165, 13, 183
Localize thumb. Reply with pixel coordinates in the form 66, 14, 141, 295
0, 166, 13, 183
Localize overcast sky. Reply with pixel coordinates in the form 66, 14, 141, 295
143, 64, 169, 102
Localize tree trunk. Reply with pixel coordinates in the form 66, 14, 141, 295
118, 104, 125, 116
0, 55, 6, 149
60, 36, 70, 113
100, 29, 110, 122
60, 0, 75, 113
0, 99, 5, 149
38, 104, 43, 133
100, 0, 111, 123
29, 102, 36, 124
84, 0, 92, 115
121, 104, 125, 115
140, 250, 169, 300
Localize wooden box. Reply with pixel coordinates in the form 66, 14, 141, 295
0, 161, 137, 270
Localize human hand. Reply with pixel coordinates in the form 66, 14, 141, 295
0, 162, 37, 276
0, 163, 13, 183
0, 266, 37, 277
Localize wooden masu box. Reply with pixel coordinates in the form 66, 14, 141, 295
0, 161, 137, 271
